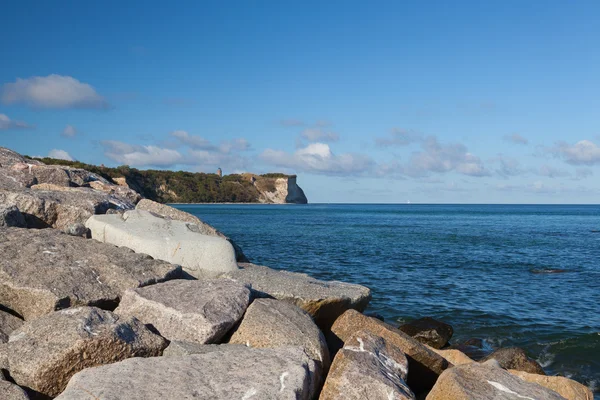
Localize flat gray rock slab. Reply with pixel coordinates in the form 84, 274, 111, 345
56, 346, 315, 400
86, 210, 239, 278
6, 307, 166, 398
115, 279, 251, 344
427, 362, 565, 400
0, 379, 29, 400
221, 263, 371, 330
0, 227, 181, 320
0, 309, 23, 343
320, 330, 414, 400
136, 199, 249, 262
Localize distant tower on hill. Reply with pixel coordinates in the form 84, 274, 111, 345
216, 167, 222, 177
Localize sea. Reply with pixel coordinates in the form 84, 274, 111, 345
174, 203, 600, 393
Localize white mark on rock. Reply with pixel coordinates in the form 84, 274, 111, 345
388, 389, 396, 400
357, 337, 365, 351
8, 332, 26, 343
242, 388, 257, 399
279, 372, 289, 392
83, 324, 98, 336
487, 381, 535, 400
42, 250, 55, 255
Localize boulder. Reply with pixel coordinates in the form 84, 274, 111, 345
0, 309, 23, 343
6, 307, 167, 398
221, 263, 371, 330
162, 341, 246, 357
228, 298, 330, 395
0, 227, 181, 320
0, 205, 26, 228
0, 187, 134, 230
320, 330, 415, 400
56, 346, 316, 400
0, 379, 29, 400
86, 210, 239, 278
136, 199, 248, 262
329, 309, 450, 394
398, 317, 453, 349
426, 346, 473, 366
115, 279, 251, 344
426, 362, 565, 400
481, 347, 546, 375
509, 369, 593, 400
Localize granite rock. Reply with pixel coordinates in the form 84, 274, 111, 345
86, 210, 239, 278
115, 279, 251, 344
222, 263, 371, 330
0, 227, 181, 320
136, 199, 249, 262
320, 330, 415, 400
162, 341, 247, 357
0, 309, 23, 343
398, 317, 453, 349
0, 379, 29, 400
329, 309, 450, 395
6, 307, 167, 397
56, 346, 316, 400
426, 362, 565, 400
481, 347, 546, 375
0, 205, 26, 228
509, 369, 593, 400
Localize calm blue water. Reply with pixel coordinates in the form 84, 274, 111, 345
175, 203, 600, 392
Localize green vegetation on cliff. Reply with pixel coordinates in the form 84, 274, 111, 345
29, 157, 296, 203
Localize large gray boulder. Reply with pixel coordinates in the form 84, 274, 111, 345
0, 309, 23, 343
221, 263, 371, 330
426, 362, 565, 400
56, 346, 316, 400
0, 227, 181, 320
320, 330, 415, 400
6, 307, 167, 398
115, 279, 251, 344
228, 298, 329, 397
0, 205, 26, 228
86, 210, 239, 278
162, 341, 247, 357
136, 199, 249, 262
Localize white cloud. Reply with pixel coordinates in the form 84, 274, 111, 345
375, 128, 422, 147
0, 113, 33, 130
551, 140, 600, 165
300, 128, 339, 142
260, 142, 374, 176
48, 149, 74, 161
537, 164, 570, 178
1, 75, 108, 109
61, 124, 77, 138
503, 133, 529, 145
219, 138, 251, 153
170, 130, 214, 150
405, 136, 489, 177
101, 140, 183, 167
491, 155, 524, 177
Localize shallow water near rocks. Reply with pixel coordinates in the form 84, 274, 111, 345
175, 203, 600, 393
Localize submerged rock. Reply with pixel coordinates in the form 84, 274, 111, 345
398, 317, 453, 349
135, 199, 249, 262
6, 307, 166, 398
426, 362, 564, 400
221, 263, 371, 330
329, 309, 449, 395
115, 279, 251, 344
86, 210, 239, 278
481, 347, 546, 375
55, 346, 316, 400
0, 227, 181, 320
320, 330, 415, 400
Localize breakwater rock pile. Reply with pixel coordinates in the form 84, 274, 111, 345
0, 147, 593, 399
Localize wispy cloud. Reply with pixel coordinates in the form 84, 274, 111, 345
375, 128, 423, 147
48, 149, 74, 161
0, 114, 33, 130
300, 128, 339, 142
260, 142, 374, 176
503, 133, 529, 145
550, 140, 600, 165
61, 124, 78, 138
101, 141, 183, 167
1, 75, 109, 109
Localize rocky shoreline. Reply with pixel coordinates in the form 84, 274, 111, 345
0, 146, 593, 399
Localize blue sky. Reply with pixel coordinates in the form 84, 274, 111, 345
1, 1, 599, 203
